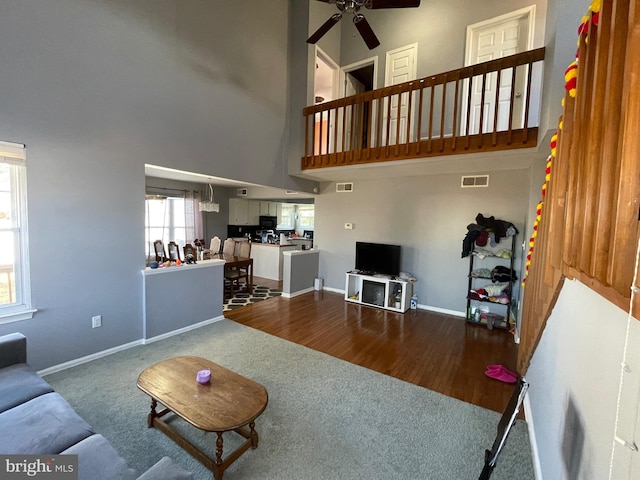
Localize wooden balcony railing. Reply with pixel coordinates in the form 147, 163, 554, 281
518, 0, 640, 372
302, 47, 545, 170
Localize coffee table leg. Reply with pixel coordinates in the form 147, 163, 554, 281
249, 421, 259, 449
215, 433, 224, 465
147, 398, 157, 428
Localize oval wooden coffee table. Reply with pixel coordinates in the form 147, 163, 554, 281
137, 356, 268, 480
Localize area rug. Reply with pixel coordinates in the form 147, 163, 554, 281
223, 284, 282, 311
44, 320, 534, 480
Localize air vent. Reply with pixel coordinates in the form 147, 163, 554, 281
336, 182, 354, 193
237, 188, 248, 196
285, 190, 299, 195
461, 175, 489, 188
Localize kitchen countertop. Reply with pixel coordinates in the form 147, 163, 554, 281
252, 243, 297, 248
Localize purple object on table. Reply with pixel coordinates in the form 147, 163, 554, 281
196, 369, 211, 384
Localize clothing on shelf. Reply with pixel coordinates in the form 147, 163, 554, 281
461, 213, 519, 258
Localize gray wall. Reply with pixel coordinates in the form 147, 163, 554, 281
314, 169, 530, 313
0, 0, 313, 370
526, 280, 637, 479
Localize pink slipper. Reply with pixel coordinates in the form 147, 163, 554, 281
485, 366, 518, 383
485, 364, 518, 377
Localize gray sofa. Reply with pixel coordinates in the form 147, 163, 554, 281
0, 332, 192, 480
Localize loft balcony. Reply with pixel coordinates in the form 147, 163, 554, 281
302, 48, 545, 171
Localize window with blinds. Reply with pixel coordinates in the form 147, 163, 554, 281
0, 140, 34, 322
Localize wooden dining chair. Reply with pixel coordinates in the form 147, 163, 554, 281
183, 243, 197, 263
238, 240, 251, 258
153, 240, 166, 262
222, 238, 236, 256
167, 241, 181, 262
209, 236, 221, 254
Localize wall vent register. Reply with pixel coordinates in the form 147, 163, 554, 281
336, 182, 354, 192
461, 175, 489, 188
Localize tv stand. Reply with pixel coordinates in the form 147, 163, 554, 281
345, 272, 412, 313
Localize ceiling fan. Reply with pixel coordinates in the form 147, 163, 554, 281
307, 0, 421, 50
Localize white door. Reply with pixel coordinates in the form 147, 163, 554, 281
464, 7, 534, 134
384, 43, 417, 145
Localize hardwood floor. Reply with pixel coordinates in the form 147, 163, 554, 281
225, 284, 519, 413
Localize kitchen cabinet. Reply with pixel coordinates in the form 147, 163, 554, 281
229, 199, 259, 225
259, 201, 278, 216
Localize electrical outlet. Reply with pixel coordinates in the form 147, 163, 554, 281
91, 315, 102, 328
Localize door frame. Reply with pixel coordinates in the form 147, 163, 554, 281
462, 6, 536, 134
341, 56, 378, 96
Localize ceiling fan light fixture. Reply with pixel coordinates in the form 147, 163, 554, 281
308, 0, 420, 49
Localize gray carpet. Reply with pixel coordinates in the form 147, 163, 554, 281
44, 320, 534, 480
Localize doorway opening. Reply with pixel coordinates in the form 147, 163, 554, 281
342, 58, 377, 150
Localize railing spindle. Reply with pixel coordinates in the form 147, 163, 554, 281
452, 76, 459, 151
428, 82, 435, 153
492, 69, 502, 146
507, 66, 517, 144
440, 78, 447, 152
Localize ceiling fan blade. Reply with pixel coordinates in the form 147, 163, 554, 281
307, 14, 342, 44
353, 14, 380, 49
367, 0, 421, 8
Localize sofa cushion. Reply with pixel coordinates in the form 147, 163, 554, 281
61, 434, 137, 480
0, 392, 94, 453
0, 363, 54, 413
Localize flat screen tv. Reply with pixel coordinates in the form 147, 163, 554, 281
355, 241, 401, 276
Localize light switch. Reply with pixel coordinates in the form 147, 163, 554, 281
345, 223, 353, 230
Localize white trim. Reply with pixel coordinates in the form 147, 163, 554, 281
0, 309, 37, 323
324, 286, 344, 295
142, 315, 224, 345
421, 305, 466, 317
315, 46, 340, 103
341, 55, 379, 94
282, 286, 315, 299
38, 315, 225, 377
524, 394, 544, 480
39, 339, 144, 377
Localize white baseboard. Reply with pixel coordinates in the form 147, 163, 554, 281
420, 305, 466, 317
523, 393, 543, 480
39, 315, 225, 377
282, 287, 315, 298
323, 286, 344, 294
142, 315, 225, 345
39, 339, 143, 377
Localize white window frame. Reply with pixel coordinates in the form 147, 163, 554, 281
0, 140, 35, 323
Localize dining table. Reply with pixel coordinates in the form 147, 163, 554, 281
213, 253, 254, 297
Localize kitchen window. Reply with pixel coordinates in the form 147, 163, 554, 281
0, 141, 35, 323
